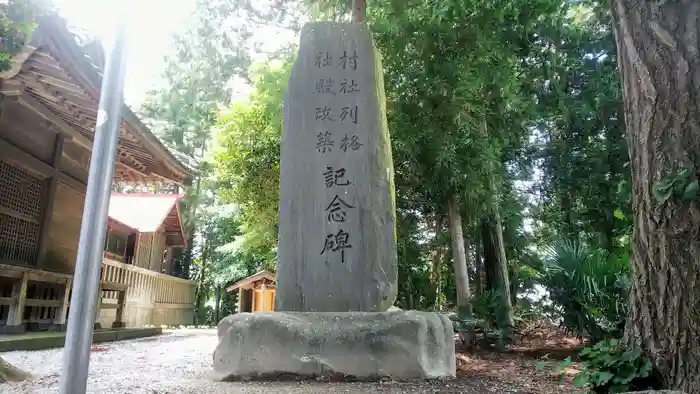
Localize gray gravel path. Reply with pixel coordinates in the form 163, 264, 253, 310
0, 328, 556, 393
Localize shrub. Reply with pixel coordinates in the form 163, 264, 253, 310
538, 239, 629, 341
451, 291, 512, 349
571, 339, 658, 393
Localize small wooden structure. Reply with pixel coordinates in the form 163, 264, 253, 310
226, 271, 276, 313
0, 15, 196, 334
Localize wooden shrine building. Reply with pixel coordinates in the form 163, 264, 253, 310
106, 193, 186, 273
226, 270, 276, 313
0, 16, 195, 333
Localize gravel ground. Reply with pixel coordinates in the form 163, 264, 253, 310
0, 329, 571, 393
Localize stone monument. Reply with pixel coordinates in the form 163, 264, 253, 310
213, 21, 456, 380
276, 19, 397, 312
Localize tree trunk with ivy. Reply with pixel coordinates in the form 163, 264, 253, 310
611, 0, 700, 391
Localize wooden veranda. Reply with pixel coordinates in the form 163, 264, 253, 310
0, 15, 196, 334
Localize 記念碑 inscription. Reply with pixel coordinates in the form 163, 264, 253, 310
321, 229, 352, 264
277, 22, 398, 312
323, 167, 351, 188
324, 195, 355, 223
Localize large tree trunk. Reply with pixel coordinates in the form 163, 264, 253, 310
481, 210, 514, 328
448, 194, 473, 318
611, 0, 700, 391
431, 215, 444, 311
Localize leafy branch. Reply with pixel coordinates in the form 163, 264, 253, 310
652, 166, 699, 204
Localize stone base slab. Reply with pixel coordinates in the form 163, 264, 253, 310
213, 311, 455, 380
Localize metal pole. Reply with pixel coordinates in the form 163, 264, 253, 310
59, 19, 128, 394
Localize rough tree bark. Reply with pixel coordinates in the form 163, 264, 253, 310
611, 0, 700, 391
448, 194, 473, 318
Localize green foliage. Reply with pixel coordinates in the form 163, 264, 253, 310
652, 166, 698, 204
0, 0, 51, 72
450, 290, 514, 349
532, 0, 627, 251
571, 339, 656, 393
394, 210, 435, 311
539, 239, 629, 341
139, 0, 308, 315
471, 290, 508, 330
213, 58, 293, 269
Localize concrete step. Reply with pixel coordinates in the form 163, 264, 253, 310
0, 327, 163, 352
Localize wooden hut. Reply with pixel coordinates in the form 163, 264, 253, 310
0, 16, 195, 333
226, 271, 276, 313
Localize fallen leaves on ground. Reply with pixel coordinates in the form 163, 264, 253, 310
448, 322, 587, 393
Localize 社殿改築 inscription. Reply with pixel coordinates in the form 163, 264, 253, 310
315, 131, 363, 154
315, 105, 359, 124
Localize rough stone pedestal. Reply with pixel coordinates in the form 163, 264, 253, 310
213, 311, 456, 380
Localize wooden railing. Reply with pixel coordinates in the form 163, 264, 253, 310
0, 263, 72, 332
100, 258, 195, 326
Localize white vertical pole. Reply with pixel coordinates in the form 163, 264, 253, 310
59, 19, 128, 394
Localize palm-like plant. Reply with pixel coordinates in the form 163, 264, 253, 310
539, 239, 629, 341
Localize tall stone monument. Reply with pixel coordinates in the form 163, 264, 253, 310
276, 21, 397, 312
213, 22, 455, 381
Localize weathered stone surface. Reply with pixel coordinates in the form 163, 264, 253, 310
0, 356, 31, 383
277, 21, 397, 312
213, 311, 455, 380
